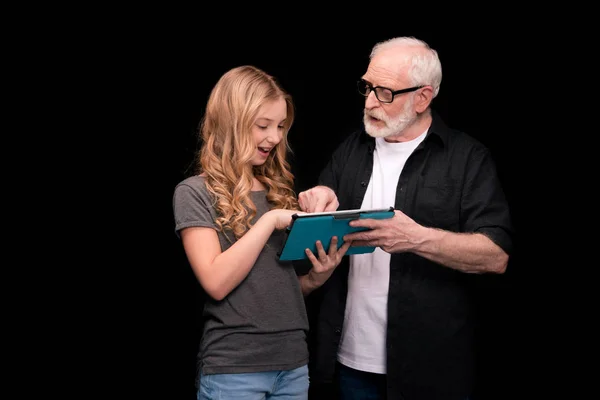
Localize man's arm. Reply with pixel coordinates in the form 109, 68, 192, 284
344, 145, 513, 275
345, 210, 508, 274
298, 131, 362, 212
408, 225, 509, 274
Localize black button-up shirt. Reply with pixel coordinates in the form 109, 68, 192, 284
305, 111, 514, 400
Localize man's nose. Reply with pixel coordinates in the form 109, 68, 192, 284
365, 90, 379, 109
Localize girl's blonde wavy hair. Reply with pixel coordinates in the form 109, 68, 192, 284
196, 65, 299, 239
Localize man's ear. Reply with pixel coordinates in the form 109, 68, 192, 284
415, 86, 434, 113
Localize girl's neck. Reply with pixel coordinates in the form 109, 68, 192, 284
252, 177, 266, 192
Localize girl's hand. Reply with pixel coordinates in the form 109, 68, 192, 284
268, 209, 304, 231
305, 236, 352, 289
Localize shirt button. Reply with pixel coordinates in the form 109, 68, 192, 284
334, 328, 342, 334
360, 181, 367, 187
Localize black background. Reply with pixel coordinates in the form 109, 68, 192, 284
107, 22, 554, 400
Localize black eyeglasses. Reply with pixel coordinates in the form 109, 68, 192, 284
357, 79, 424, 103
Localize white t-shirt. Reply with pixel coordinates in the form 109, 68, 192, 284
337, 131, 427, 374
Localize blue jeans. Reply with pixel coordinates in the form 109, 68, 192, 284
197, 365, 309, 400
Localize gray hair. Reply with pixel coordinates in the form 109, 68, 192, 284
370, 36, 442, 98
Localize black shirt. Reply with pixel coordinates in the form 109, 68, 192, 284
305, 111, 514, 400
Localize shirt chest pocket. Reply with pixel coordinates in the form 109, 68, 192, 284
414, 178, 460, 231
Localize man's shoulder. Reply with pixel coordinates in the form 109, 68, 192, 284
430, 112, 489, 153
449, 129, 491, 155
338, 127, 373, 148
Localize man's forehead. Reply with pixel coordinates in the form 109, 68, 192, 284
364, 61, 407, 86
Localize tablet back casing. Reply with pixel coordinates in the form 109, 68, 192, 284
278, 208, 394, 261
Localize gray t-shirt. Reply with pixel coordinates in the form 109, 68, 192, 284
173, 175, 309, 375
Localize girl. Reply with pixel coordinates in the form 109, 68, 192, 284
173, 65, 350, 400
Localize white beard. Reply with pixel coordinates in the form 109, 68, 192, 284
363, 96, 417, 138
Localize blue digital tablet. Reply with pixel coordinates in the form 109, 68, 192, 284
277, 207, 395, 261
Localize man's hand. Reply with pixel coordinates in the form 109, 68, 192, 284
298, 185, 339, 213
343, 210, 423, 253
